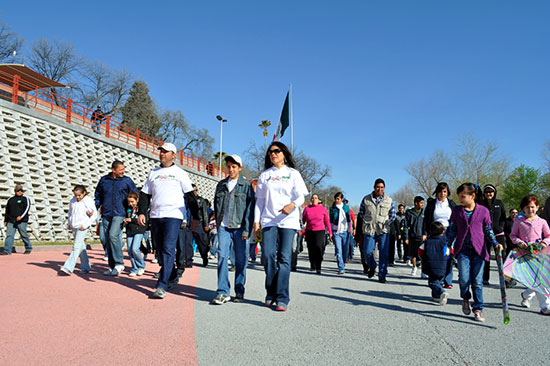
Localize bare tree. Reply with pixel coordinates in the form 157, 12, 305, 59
27, 39, 81, 106
402, 135, 510, 200
71, 60, 132, 116
542, 140, 550, 174
392, 181, 417, 207
0, 21, 23, 61
242, 140, 265, 179
157, 109, 214, 160
295, 151, 331, 193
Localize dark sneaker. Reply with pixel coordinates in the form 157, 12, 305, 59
275, 303, 288, 312
211, 294, 230, 305
378, 278, 386, 284
152, 287, 166, 299
153, 271, 161, 279
462, 299, 472, 315
233, 294, 244, 303
316, 269, 321, 274
0, 250, 10, 256
203, 257, 208, 267
367, 269, 376, 278
265, 298, 275, 307
337, 271, 345, 275
229, 265, 236, 272
473, 310, 485, 322
24, 249, 32, 254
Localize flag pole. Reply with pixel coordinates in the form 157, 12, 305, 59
289, 83, 293, 154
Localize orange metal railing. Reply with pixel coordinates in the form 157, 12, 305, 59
0, 69, 224, 178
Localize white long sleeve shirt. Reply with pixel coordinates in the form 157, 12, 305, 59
254, 165, 308, 230
67, 196, 97, 230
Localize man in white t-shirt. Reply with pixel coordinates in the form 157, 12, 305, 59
138, 143, 194, 299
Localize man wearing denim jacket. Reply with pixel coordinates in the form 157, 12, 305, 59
211, 154, 256, 305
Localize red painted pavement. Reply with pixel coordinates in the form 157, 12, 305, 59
0, 248, 199, 365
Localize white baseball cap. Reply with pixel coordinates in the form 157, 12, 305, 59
224, 154, 243, 167
158, 142, 177, 153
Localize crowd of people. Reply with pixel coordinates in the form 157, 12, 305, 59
2, 141, 549, 321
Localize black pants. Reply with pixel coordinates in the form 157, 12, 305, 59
192, 226, 210, 261
396, 237, 404, 260
177, 227, 193, 268
358, 235, 369, 273
484, 235, 505, 282
388, 234, 396, 264
305, 230, 325, 270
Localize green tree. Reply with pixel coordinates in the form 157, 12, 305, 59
502, 165, 544, 211
120, 80, 161, 137
258, 120, 271, 151
213, 151, 228, 170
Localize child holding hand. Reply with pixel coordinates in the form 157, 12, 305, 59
125, 192, 147, 276
419, 222, 451, 306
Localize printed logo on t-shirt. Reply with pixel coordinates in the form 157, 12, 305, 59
155, 174, 177, 181
267, 175, 291, 183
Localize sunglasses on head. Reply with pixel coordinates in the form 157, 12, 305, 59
269, 148, 282, 155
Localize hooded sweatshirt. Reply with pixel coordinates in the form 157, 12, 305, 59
481, 184, 506, 235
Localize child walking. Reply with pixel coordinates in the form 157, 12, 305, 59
125, 192, 147, 276
510, 195, 550, 315
419, 222, 450, 305
59, 185, 97, 275
447, 183, 503, 322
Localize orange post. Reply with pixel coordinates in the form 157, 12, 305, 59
106, 116, 111, 138
180, 150, 184, 165
66, 99, 72, 123
136, 130, 140, 149
11, 74, 20, 104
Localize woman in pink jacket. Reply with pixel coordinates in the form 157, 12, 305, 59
510, 195, 550, 315
302, 194, 332, 274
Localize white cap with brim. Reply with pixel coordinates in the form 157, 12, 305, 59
224, 154, 243, 167
158, 142, 177, 153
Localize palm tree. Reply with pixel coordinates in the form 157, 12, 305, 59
213, 151, 228, 170
258, 120, 271, 151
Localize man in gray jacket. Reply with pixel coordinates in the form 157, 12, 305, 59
211, 154, 256, 304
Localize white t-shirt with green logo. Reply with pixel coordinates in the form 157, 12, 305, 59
141, 164, 194, 219
254, 165, 308, 230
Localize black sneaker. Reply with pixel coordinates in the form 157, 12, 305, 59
0, 250, 9, 256
24, 249, 32, 254
153, 271, 160, 279
229, 265, 235, 272
203, 257, 209, 267
211, 294, 230, 305
378, 278, 386, 283
367, 269, 376, 278
233, 294, 244, 303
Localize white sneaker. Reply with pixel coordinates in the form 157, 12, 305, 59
152, 258, 158, 264
137, 268, 145, 276
520, 293, 531, 308
406, 260, 412, 267
209, 254, 215, 260
128, 272, 138, 277
411, 267, 417, 276
103, 256, 108, 261
439, 292, 449, 306
103, 268, 113, 275
111, 265, 125, 276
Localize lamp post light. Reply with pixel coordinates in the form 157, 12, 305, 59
216, 115, 228, 173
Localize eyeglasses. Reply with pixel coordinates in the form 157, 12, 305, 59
269, 148, 282, 155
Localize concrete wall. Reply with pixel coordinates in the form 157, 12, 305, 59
0, 99, 220, 241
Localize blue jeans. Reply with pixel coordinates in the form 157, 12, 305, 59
428, 275, 445, 299
444, 257, 454, 286
4, 221, 32, 253
62, 229, 90, 272
333, 232, 348, 272
217, 227, 249, 296
262, 226, 296, 306
347, 231, 355, 259
210, 233, 219, 256
151, 218, 182, 290
127, 234, 145, 272
250, 240, 258, 261
456, 247, 485, 311
102, 216, 125, 269
362, 233, 389, 279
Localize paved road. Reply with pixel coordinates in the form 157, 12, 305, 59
1, 244, 548, 365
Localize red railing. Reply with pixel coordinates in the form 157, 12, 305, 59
0, 69, 224, 178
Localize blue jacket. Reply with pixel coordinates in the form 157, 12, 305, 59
421, 236, 449, 277
213, 175, 255, 237
94, 174, 138, 217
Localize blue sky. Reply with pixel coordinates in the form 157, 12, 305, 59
2, 1, 549, 204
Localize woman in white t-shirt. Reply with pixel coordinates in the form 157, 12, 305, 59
253, 142, 308, 311
422, 182, 456, 288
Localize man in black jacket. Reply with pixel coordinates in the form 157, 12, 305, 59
187, 184, 211, 267
481, 184, 506, 285
2, 184, 32, 255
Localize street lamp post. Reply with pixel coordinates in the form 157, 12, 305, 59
216, 115, 228, 173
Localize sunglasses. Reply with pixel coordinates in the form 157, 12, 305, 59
269, 148, 282, 155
